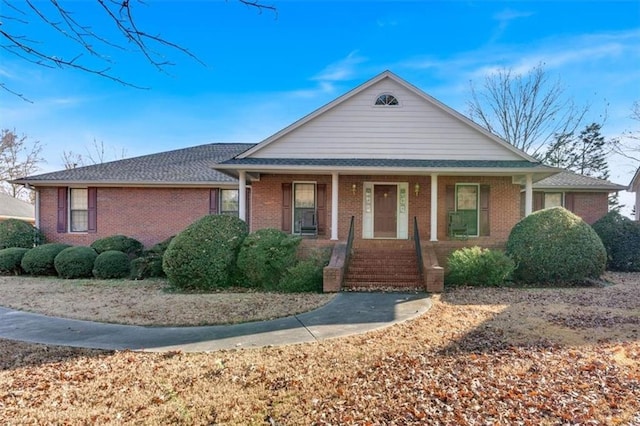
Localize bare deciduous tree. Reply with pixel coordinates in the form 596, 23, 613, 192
467, 64, 590, 157
612, 101, 640, 163
0, 128, 43, 200
1, 0, 277, 101
61, 139, 126, 169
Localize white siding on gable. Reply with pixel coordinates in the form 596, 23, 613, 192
250, 77, 524, 161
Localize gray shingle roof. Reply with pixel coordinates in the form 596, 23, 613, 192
0, 193, 35, 220
14, 143, 255, 185
220, 158, 549, 169
533, 171, 626, 191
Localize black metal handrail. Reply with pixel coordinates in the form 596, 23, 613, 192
414, 216, 425, 282
343, 215, 356, 283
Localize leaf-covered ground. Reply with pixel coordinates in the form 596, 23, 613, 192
0, 276, 335, 326
1, 272, 638, 425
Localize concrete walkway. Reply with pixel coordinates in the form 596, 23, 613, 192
0, 292, 431, 353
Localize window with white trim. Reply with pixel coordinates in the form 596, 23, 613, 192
69, 188, 88, 232
374, 93, 399, 106
544, 192, 563, 209
293, 183, 316, 234
220, 189, 239, 216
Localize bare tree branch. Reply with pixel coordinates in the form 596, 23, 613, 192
0, 128, 44, 200
1, 0, 277, 101
467, 64, 590, 157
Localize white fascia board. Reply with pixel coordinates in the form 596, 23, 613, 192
20, 181, 240, 188
214, 163, 557, 177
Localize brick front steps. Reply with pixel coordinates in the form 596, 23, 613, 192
344, 241, 422, 290
322, 239, 444, 293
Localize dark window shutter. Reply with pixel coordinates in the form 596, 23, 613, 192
564, 193, 575, 212
445, 185, 455, 212
282, 183, 292, 233
534, 192, 544, 211
245, 187, 251, 229
209, 188, 219, 214
87, 187, 97, 233
57, 187, 68, 233
479, 184, 490, 236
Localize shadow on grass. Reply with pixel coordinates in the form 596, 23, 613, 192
436, 273, 640, 356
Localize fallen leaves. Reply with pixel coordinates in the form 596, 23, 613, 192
0, 273, 639, 424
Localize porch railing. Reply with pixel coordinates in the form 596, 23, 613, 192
413, 216, 425, 282
343, 215, 356, 282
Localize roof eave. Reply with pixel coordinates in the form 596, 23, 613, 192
12, 180, 239, 188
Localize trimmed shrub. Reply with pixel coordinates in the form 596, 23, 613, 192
445, 246, 515, 286
93, 250, 131, 279
130, 236, 173, 280
130, 255, 164, 280
505, 207, 606, 284
236, 228, 301, 289
278, 247, 331, 293
0, 219, 44, 249
21, 243, 71, 276
54, 246, 98, 279
163, 215, 249, 290
0, 247, 29, 275
592, 211, 640, 272
90, 235, 143, 258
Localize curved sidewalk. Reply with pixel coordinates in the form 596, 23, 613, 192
0, 292, 431, 353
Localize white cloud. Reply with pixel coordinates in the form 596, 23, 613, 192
312, 51, 368, 82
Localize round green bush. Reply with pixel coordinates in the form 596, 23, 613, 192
505, 207, 606, 284
445, 246, 515, 287
130, 255, 165, 280
163, 215, 249, 290
21, 243, 71, 276
90, 235, 143, 258
0, 247, 29, 275
236, 228, 301, 289
54, 246, 98, 279
0, 219, 44, 249
592, 211, 640, 272
93, 250, 131, 279
277, 248, 331, 293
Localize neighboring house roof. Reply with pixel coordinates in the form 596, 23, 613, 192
0, 193, 35, 221
13, 143, 254, 186
629, 167, 640, 191
533, 171, 627, 192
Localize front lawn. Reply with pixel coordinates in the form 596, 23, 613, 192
0, 272, 638, 424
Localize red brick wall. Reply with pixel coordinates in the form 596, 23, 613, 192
250, 174, 521, 246
38, 187, 213, 248
569, 192, 609, 224
38, 175, 525, 249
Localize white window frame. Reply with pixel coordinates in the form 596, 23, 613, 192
544, 192, 564, 209
220, 189, 240, 216
69, 187, 88, 233
455, 183, 480, 237
292, 181, 317, 235
373, 92, 400, 107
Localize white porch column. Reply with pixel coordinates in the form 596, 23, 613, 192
238, 170, 247, 222
525, 173, 533, 216
430, 174, 438, 242
331, 172, 339, 240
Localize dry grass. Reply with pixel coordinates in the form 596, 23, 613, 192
1, 272, 639, 424
0, 276, 335, 326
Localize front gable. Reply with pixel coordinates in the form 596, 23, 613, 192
241, 71, 531, 162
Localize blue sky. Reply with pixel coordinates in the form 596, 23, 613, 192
1, 1, 639, 211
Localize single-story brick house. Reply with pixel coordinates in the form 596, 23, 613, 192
14, 71, 625, 291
